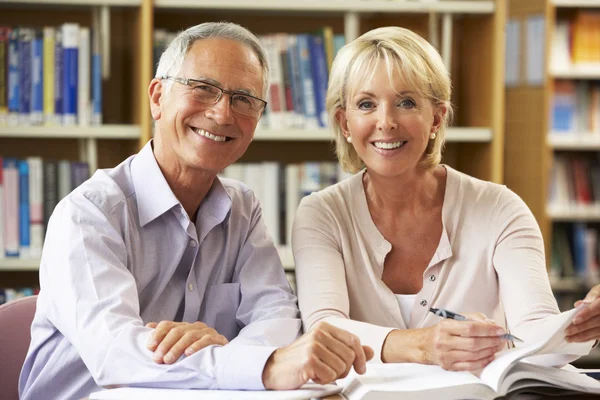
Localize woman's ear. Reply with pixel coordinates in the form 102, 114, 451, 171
148, 78, 164, 121
336, 108, 351, 140
432, 104, 447, 133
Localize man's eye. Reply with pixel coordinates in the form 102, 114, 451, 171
233, 95, 252, 105
194, 84, 218, 94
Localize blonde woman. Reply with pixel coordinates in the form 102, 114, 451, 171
292, 26, 593, 371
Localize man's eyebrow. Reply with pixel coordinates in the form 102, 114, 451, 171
196, 77, 257, 97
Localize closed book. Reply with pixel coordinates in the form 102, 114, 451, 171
3, 158, 19, 257
18, 159, 30, 258
61, 23, 79, 125
27, 157, 43, 258
18, 27, 33, 126
30, 28, 43, 125
43, 26, 55, 125
0, 26, 10, 126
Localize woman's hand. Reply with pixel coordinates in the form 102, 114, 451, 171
421, 312, 508, 371
566, 285, 600, 343
146, 320, 229, 364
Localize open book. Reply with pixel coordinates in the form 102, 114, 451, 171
340, 306, 600, 400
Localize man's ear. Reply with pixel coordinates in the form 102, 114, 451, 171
336, 108, 350, 140
148, 78, 164, 121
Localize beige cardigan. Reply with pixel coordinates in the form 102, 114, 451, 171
292, 166, 589, 363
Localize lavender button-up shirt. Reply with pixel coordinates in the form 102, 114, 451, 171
19, 142, 301, 400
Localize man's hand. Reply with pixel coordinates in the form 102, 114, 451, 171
261, 321, 374, 390
146, 321, 228, 364
566, 285, 600, 343
422, 312, 507, 371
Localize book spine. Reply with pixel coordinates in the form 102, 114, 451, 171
43, 26, 55, 125
18, 27, 33, 126
42, 160, 58, 230
78, 27, 90, 126
3, 158, 19, 257
308, 35, 329, 128
8, 28, 19, 126
62, 23, 79, 126
287, 35, 304, 128
27, 157, 43, 258
91, 28, 102, 125
296, 34, 319, 129
54, 28, 63, 125
0, 156, 4, 259
18, 159, 30, 258
0, 26, 9, 126
57, 160, 72, 200
31, 28, 44, 125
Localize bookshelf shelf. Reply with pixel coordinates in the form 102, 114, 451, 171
552, 0, 600, 8
0, 259, 40, 271
254, 127, 492, 142
547, 205, 600, 221
154, 0, 495, 13
0, 125, 140, 139
0, 0, 141, 6
550, 64, 600, 79
548, 133, 600, 150
0, 248, 295, 272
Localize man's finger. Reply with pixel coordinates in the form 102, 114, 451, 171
326, 326, 368, 374
185, 334, 229, 356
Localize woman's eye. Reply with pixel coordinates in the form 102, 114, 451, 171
399, 99, 416, 108
357, 101, 374, 110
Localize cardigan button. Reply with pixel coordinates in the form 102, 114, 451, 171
420, 299, 428, 307
429, 275, 436, 282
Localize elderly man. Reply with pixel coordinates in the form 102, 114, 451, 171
19, 22, 372, 400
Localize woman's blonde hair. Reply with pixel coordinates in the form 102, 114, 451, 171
326, 26, 453, 173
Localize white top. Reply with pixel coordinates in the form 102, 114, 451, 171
394, 295, 416, 328
293, 166, 591, 364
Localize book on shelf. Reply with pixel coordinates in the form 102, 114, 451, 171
337, 307, 599, 400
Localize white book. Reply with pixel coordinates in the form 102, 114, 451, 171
78, 27, 91, 126
89, 384, 340, 400
26, 157, 44, 258
285, 164, 300, 246
57, 160, 72, 200
261, 162, 280, 246
339, 307, 600, 400
261, 35, 285, 130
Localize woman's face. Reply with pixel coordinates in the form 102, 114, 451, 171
338, 62, 442, 179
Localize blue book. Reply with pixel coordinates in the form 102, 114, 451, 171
31, 28, 44, 125
308, 35, 329, 128
62, 23, 79, 125
18, 159, 30, 258
54, 28, 63, 124
92, 30, 102, 125
296, 34, 319, 129
18, 27, 33, 125
287, 35, 304, 127
7, 28, 19, 125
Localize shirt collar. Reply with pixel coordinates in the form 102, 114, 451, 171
131, 140, 181, 226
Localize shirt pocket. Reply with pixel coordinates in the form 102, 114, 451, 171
201, 283, 241, 341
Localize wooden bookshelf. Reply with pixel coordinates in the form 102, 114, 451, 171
0, 125, 140, 139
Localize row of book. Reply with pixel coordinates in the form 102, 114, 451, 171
0, 24, 102, 127
552, 80, 600, 134
154, 28, 346, 130
0, 157, 89, 259
552, 12, 600, 67
220, 161, 351, 247
548, 153, 600, 208
0, 287, 38, 305
550, 222, 600, 286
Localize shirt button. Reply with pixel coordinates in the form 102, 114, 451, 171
420, 299, 428, 307
189, 240, 197, 247
429, 275, 436, 282
188, 284, 194, 291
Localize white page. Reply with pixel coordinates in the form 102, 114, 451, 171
479, 306, 589, 392
339, 363, 483, 393
89, 384, 341, 400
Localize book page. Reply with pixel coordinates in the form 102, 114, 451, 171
479, 306, 588, 392
89, 383, 341, 400
338, 363, 488, 396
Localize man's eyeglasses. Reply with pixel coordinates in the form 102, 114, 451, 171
161, 76, 267, 118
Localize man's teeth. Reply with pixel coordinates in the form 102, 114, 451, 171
195, 128, 227, 142
373, 141, 405, 150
